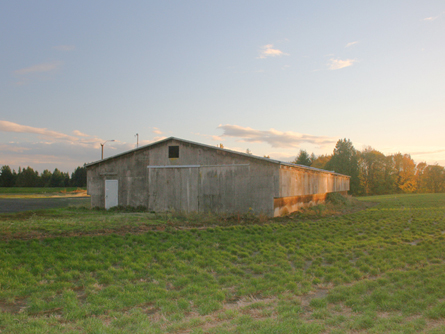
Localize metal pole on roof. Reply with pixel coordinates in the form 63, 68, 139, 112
135, 133, 139, 148
100, 140, 115, 160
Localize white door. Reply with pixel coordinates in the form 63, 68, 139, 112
105, 180, 119, 209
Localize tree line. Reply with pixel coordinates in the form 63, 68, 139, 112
2, 140, 443, 195
294, 139, 445, 196
0, 165, 86, 188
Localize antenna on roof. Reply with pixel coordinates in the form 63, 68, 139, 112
135, 133, 139, 148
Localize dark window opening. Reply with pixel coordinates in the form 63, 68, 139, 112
169, 146, 179, 158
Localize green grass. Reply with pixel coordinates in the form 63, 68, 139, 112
1, 193, 445, 333
0, 187, 85, 194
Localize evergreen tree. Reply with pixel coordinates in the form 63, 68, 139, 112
325, 139, 360, 195
70, 166, 87, 187
15, 166, 39, 187
39, 169, 52, 187
50, 168, 65, 187
293, 149, 313, 166
0, 165, 16, 187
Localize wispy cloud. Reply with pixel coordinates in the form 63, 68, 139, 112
193, 132, 224, 142
410, 149, 445, 156
346, 41, 359, 48
218, 124, 336, 148
14, 61, 63, 75
0, 120, 80, 142
257, 44, 289, 59
423, 12, 444, 21
328, 58, 357, 70
72, 130, 89, 137
153, 127, 163, 135
139, 136, 167, 147
0, 144, 30, 153
0, 121, 167, 171
53, 45, 75, 51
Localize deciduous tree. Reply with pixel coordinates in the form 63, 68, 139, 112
311, 154, 332, 169
393, 153, 417, 193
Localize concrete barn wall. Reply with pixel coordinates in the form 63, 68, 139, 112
87, 147, 151, 208
274, 165, 350, 216
87, 138, 350, 217
146, 139, 280, 216
87, 139, 280, 216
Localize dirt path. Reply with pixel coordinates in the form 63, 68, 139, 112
0, 197, 90, 213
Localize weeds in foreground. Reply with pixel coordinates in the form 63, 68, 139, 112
0, 194, 445, 333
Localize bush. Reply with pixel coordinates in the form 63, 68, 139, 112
326, 192, 349, 206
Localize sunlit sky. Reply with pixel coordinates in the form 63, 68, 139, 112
1, 1, 444, 173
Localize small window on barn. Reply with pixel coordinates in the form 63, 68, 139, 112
168, 146, 179, 158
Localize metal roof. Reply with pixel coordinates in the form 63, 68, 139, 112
85, 136, 349, 178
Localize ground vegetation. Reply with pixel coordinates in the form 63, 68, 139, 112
1, 194, 445, 333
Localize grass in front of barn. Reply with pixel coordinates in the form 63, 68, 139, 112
1, 194, 445, 333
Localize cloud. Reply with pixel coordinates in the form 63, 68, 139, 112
139, 136, 167, 147
218, 124, 336, 148
346, 41, 359, 48
53, 45, 75, 51
211, 135, 223, 141
423, 12, 444, 21
193, 132, 224, 142
0, 120, 80, 142
0, 144, 30, 153
14, 61, 63, 75
328, 58, 357, 70
257, 44, 289, 59
0, 121, 169, 172
153, 127, 163, 135
72, 130, 90, 137
410, 149, 445, 156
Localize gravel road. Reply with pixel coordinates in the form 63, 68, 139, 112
0, 197, 90, 213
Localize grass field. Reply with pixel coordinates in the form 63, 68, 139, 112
1, 194, 445, 333
0, 187, 87, 199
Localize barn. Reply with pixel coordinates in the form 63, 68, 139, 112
86, 137, 350, 217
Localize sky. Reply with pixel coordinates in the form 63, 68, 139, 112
1, 1, 444, 173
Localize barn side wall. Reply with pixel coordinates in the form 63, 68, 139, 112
87, 147, 150, 209
87, 139, 280, 216
274, 165, 350, 216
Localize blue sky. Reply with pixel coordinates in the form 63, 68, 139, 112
1, 1, 444, 172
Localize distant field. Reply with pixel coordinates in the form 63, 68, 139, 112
0, 187, 88, 199
1, 194, 445, 333
0, 187, 85, 194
